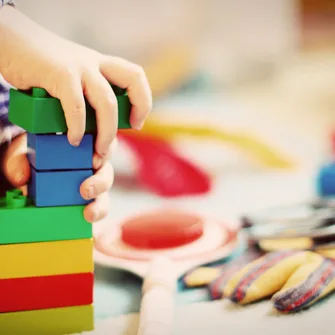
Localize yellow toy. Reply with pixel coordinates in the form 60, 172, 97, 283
0, 239, 93, 279
139, 115, 295, 170
143, 45, 195, 98
184, 246, 335, 313
0, 305, 93, 335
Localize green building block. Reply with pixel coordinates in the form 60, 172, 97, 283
8, 85, 131, 133
0, 304, 94, 335
0, 190, 92, 245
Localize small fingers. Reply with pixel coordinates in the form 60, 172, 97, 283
83, 192, 110, 223
51, 71, 86, 147
80, 160, 114, 201
100, 57, 152, 130
83, 71, 118, 158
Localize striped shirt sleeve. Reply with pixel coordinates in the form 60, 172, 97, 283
0, 78, 24, 145
0, 1, 16, 7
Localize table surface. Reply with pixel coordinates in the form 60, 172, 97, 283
92, 85, 329, 321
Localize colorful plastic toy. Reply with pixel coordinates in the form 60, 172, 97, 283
117, 131, 211, 197
0, 305, 94, 335
8, 86, 131, 133
121, 209, 205, 249
0, 271, 94, 313
135, 115, 296, 170
94, 209, 238, 335
29, 167, 93, 207
316, 161, 335, 197
0, 85, 132, 334
27, 133, 93, 170
0, 190, 91, 245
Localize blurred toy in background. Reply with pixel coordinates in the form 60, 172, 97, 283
120, 209, 205, 249
111, 43, 297, 198
115, 113, 297, 198
183, 242, 264, 300
184, 239, 335, 313
223, 249, 335, 312
241, 200, 335, 252
94, 208, 238, 335
312, 128, 335, 199
317, 161, 335, 198
143, 45, 197, 98
183, 196, 335, 313
140, 115, 296, 170
114, 115, 296, 197
117, 131, 211, 197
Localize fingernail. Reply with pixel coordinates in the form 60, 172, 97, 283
68, 133, 81, 147
71, 140, 80, 147
86, 186, 96, 199
134, 120, 145, 130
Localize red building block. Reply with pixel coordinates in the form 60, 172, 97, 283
0, 272, 93, 313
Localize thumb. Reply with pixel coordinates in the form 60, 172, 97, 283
3, 134, 30, 188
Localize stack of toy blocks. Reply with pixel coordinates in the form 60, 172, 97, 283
0, 86, 131, 334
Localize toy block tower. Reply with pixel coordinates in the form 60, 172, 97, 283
0, 86, 131, 334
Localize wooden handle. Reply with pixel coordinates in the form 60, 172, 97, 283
137, 257, 177, 335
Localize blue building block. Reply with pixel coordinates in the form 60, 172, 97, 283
28, 166, 93, 207
316, 162, 335, 198
27, 133, 93, 171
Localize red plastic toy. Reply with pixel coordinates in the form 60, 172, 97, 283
117, 131, 211, 197
120, 209, 204, 249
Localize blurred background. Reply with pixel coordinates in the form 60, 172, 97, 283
16, 0, 335, 164
15, 0, 335, 215
14, 0, 335, 319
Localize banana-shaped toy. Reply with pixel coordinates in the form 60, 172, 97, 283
184, 246, 335, 313
139, 115, 295, 170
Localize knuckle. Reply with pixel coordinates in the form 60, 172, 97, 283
2, 63, 29, 89
52, 64, 77, 82
78, 63, 93, 76
47, 65, 78, 98
70, 103, 85, 117
104, 92, 118, 111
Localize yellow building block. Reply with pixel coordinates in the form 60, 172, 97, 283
0, 239, 93, 279
0, 304, 94, 335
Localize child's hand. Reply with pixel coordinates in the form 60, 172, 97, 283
0, 5, 152, 159
3, 133, 115, 223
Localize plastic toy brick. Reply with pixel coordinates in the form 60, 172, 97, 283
8, 86, 131, 133
1, 188, 27, 209
0, 304, 94, 335
27, 133, 93, 171
0, 190, 91, 245
28, 166, 93, 207
316, 162, 335, 197
0, 238, 93, 279
0, 272, 93, 313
